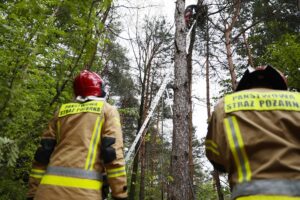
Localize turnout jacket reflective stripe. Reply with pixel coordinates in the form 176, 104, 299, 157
28, 100, 127, 200
205, 88, 300, 199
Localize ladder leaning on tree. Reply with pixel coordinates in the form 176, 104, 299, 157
125, 71, 172, 163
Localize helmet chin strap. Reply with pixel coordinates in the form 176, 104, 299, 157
75, 96, 106, 102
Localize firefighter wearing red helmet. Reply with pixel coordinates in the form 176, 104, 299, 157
73, 70, 106, 97
205, 65, 300, 200
27, 70, 128, 200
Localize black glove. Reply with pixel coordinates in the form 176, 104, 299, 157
102, 183, 109, 199
101, 174, 109, 199
27, 197, 34, 200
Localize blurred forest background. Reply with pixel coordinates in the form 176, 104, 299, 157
0, 0, 299, 199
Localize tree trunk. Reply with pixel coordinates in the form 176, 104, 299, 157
169, 0, 191, 199
205, 23, 211, 118
224, 0, 241, 91
242, 32, 255, 68
224, 30, 237, 90
206, 18, 224, 200
213, 170, 224, 200
139, 137, 146, 200
187, 16, 197, 200
160, 98, 165, 200
129, 131, 141, 200
129, 75, 147, 200
139, 63, 153, 200
129, 16, 172, 199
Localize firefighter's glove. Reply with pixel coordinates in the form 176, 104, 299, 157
101, 137, 116, 164
27, 198, 34, 200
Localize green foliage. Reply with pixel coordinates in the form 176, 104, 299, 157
216, 78, 234, 99
196, 181, 218, 200
260, 34, 300, 90
0, 177, 27, 200
0, 0, 116, 199
0, 137, 19, 167
248, 0, 299, 60
0, 0, 296, 199
119, 107, 139, 118
195, 180, 231, 200
235, 1, 299, 91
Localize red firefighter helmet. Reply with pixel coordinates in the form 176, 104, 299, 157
73, 70, 105, 97
236, 65, 287, 91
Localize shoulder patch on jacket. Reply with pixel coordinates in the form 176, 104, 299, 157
225, 91, 300, 113
59, 101, 104, 117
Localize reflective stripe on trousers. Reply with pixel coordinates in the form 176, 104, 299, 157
41, 166, 103, 190
232, 180, 300, 200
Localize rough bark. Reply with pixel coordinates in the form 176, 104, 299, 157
185, 2, 207, 198
187, 14, 197, 200
169, 0, 191, 199
139, 68, 152, 200
206, 17, 224, 200
224, 30, 237, 90
224, 0, 241, 90
242, 32, 254, 68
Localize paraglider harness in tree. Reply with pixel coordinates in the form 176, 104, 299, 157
184, 5, 198, 29
184, 4, 208, 53
184, 4, 208, 30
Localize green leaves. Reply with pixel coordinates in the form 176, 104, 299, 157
0, 137, 19, 167
0, 1, 116, 198
262, 34, 300, 90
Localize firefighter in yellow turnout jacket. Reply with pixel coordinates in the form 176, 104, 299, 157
27, 70, 128, 200
206, 65, 300, 200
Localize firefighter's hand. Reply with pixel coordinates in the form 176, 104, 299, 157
27, 197, 34, 200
